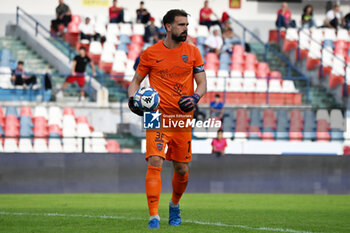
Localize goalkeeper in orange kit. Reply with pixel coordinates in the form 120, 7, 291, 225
128, 9, 207, 229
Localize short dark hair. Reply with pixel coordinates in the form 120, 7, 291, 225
18, 61, 24, 65
215, 94, 220, 98
162, 9, 189, 27
217, 129, 223, 133
79, 46, 87, 51
140, 1, 144, 4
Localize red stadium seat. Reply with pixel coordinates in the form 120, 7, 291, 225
306, 57, 321, 70
76, 116, 89, 124
269, 71, 282, 80
206, 53, 220, 65
245, 53, 257, 65
71, 15, 82, 25
268, 30, 286, 42
5, 116, 20, 128
106, 140, 121, 153
63, 107, 75, 116
20, 107, 33, 117
99, 61, 113, 74
49, 124, 62, 136
329, 73, 344, 88
295, 49, 308, 61
131, 35, 144, 45
283, 39, 298, 53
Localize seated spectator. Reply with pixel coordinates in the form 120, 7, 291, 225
79, 17, 103, 42
157, 26, 167, 40
204, 29, 223, 56
143, 17, 159, 44
221, 27, 241, 54
136, 1, 151, 24
325, 4, 341, 29
342, 12, 350, 29
11, 61, 37, 87
211, 129, 227, 158
61, 47, 96, 101
210, 94, 224, 121
302, 5, 316, 28
51, 0, 72, 34
222, 27, 241, 46
199, 0, 220, 29
109, 0, 124, 23
276, 2, 296, 28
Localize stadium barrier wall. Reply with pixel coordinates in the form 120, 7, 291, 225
0, 153, 349, 194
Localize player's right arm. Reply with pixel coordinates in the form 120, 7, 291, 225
128, 49, 151, 116
128, 72, 146, 97
128, 72, 146, 116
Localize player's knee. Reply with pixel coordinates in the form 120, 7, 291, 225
148, 156, 164, 167
174, 165, 188, 176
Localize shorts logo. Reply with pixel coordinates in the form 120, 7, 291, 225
181, 55, 188, 63
143, 110, 161, 129
157, 143, 163, 152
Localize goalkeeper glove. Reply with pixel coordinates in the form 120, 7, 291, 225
178, 93, 200, 112
128, 97, 143, 116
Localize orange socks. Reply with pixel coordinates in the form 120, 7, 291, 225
171, 170, 189, 205
145, 164, 162, 216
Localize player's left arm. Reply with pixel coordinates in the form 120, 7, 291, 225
178, 66, 207, 112
194, 70, 207, 98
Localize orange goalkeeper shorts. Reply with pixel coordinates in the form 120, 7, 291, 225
146, 130, 192, 163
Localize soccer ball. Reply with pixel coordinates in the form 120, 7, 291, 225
134, 87, 160, 112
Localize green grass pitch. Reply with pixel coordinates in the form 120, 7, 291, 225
0, 193, 349, 233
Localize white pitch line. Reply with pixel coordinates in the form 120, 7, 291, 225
0, 211, 318, 233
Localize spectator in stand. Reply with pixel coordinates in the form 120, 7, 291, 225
109, 0, 124, 23
11, 61, 37, 87
158, 25, 167, 40
210, 94, 224, 121
79, 17, 102, 42
143, 17, 159, 44
302, 5, 316, 28
199, 0, 220, 29
276, 2, 296, 28
211, 129, 227, 158
342, 12, 350, 30
325, 5, 341, 29
51, 0, 72, 34
204, 29, 223, 56
136, 1, 151, 24
61, 47, 96, 101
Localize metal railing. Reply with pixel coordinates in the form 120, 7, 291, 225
16, 6, 76, 61
0, 71, 95, 102
229, 16, 311, 104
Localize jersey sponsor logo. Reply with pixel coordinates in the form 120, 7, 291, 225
156, 59, 165, 63
181, 55, 189, 63
156, 143, 163, 152
143, 111, 161, 129
159, 66, 191, 79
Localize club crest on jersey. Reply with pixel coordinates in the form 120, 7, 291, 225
181, 55, 188, 63
157, 143, 163, 152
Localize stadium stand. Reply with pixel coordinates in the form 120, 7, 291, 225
193, 107, 345, 142
0, 105, 132, 153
